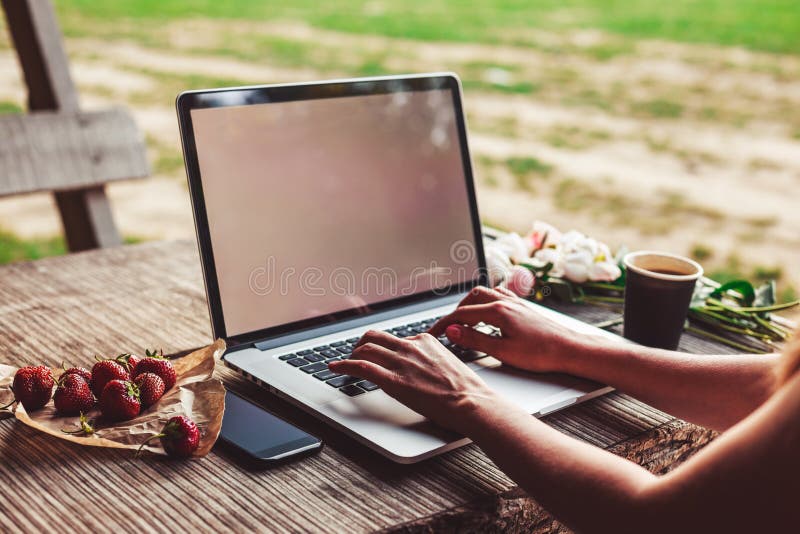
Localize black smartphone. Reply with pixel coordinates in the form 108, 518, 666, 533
219, 391, 322, 464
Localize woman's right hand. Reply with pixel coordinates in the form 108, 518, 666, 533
428, 286, 598, 374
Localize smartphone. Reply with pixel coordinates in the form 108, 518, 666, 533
219, 391, 322, 464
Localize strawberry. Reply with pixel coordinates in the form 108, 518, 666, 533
115, 353, 142, 375
133, 351, 176, 391
59, 365, 92, 385
91, 360, 129, 398
53, 374, 94, 416
1, 366, 54, 412
134, 372, 165, 408
99, 379, 140, 421
139, 415, 200, 458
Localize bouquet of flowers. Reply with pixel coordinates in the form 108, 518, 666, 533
484, 222, 797, 353
485, 221, 623, 302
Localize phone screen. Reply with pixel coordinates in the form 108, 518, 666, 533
220, 391, 320, 460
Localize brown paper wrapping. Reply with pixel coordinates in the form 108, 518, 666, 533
0, 339, 227, 457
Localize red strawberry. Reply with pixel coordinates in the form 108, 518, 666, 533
1, 366, 54, 412
99, 379, 140, 421
133, 352, 176, 391
54, 374, 94, 416
91, 360, 129, 398
134, 372, 165, 408
139, 415, 200, 458
115, 353, 142, 375
60, 366, 92, 385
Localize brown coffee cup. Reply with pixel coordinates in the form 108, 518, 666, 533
622, 251, 703, 350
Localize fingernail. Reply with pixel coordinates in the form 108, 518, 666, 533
446, 324, 462, 341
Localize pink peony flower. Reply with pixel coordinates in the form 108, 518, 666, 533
526, 221, 562, 252
505, 265, 536, 297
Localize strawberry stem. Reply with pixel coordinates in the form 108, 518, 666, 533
136, 432, 166, 458
61, 413, 95, 435
145, 348, 164, 359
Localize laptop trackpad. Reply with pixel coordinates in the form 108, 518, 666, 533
320, 391, 461, 459
474, 365, 604, 415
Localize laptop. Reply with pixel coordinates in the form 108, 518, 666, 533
176, 73, 615, 463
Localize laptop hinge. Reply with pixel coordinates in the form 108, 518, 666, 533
251, 293, 464, 352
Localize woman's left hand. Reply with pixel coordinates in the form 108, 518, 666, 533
328, 330, 500, 435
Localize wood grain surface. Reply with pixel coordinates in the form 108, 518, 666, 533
0, 109, 148, 197
0, 241, 732, 533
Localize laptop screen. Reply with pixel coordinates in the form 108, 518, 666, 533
186, 78, 482, 339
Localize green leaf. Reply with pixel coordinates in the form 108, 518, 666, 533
710, 280, 755, 306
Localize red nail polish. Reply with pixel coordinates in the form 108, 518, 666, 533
446, 324, 461, 341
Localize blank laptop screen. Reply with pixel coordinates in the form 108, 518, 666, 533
190, 87, 479, 337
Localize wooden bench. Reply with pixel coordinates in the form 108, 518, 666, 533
0, 0, 148, 251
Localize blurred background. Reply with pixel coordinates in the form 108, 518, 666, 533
0, 0, 797, 309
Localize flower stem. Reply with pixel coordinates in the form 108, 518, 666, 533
582, 295, 624, 304
685, 326, 771, 354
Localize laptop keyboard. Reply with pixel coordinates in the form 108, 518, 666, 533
278, 315, 488, 397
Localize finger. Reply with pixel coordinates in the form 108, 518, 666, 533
428, 303, 504, 337
328, 358, 394, 386
443, 324, 501, 355
457, 286, 503, 307
494, 285, 519, 299
355, 329, 404, 350
349, 342, 398, 368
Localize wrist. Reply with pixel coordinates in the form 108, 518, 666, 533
551, 335, 593, 375
560, 334, 631, 378
454, 388, 526, 438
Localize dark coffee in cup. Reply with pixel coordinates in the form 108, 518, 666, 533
623, 251, 703, 350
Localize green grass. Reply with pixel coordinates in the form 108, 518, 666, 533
690, 243, 715, 262
55, 0, 800, 54
0, 101, 23, 114
543, 125, 611, 149
506, 156, 554, 177
633, 98, 684, 119
462, 80, 540, 95
0, 230, 145, 265
0, 229, 66, 264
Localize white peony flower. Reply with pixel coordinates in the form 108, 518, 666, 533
596, 242, 613, 263
589, 261, 622, 282
492, 232, 530, 263
485, 245, 513, 286
488, 222, 622, 288
563, 249, 594, 283
533, 247, 565, 277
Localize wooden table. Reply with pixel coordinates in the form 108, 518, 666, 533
0, 241, 725, 533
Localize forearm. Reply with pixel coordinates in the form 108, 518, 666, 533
560, 338, 779, 430
464, 396, 658, 533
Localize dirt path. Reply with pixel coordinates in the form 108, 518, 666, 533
0, 19, 797, 295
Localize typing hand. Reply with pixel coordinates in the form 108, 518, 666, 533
428, 286, 589, 374
328, 330, 499, 435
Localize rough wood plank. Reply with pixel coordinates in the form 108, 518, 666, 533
388, 421, 717, 534
0, 241, 728, 533
0, 109, 149, 197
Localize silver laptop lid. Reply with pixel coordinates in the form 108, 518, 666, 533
177, 74, 487, 348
